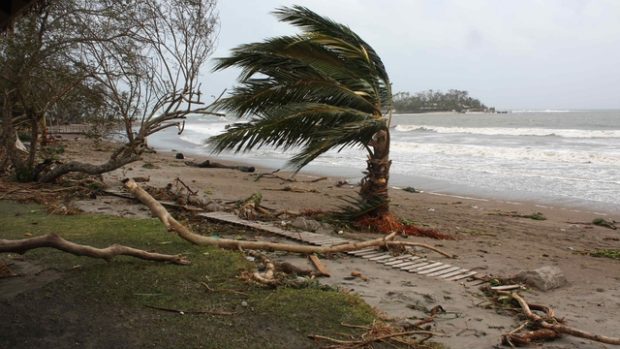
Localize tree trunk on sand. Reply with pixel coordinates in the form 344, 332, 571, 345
360, 129, 391, 216
37, 153, 140, 183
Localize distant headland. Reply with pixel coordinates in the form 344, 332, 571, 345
393, 89, 497, 114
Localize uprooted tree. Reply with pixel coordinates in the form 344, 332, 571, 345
0, 0, 219, 183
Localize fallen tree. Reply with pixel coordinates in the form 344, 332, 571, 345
0, 233, 189, 265
123, 178, 453, 257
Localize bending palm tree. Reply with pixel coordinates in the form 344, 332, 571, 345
209, 6, 393, 218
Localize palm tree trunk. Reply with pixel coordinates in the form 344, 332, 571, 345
360, 129, 391, 216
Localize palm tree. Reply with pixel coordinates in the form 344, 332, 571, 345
209, 6, 393, 218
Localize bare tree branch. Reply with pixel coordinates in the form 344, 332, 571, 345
0, 233, 189, 265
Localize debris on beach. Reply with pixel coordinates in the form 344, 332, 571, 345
355, 213, 453, 240
185, 159, 255, 173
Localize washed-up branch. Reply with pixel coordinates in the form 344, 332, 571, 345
499, 291, 620, 346
0, 233, 189, 265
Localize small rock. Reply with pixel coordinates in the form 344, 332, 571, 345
515, 265, 567, 291
241, 301, 248, 307
175, 153, 184, 159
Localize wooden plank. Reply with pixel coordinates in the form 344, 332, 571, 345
448, 271, 478, 281
381, 255, 411, 264
392, 260, 426, 268
361, 252, 389, 259
412, 262, 444, 272
384, 256, 420, 266
438, 268, 468, 279
353, 249, 382, 257
347, 248, 377, 256
417, 264, 454, 275
319, 239, 349, 245
427, 266, 461, 277
402, 261, 432, 271
310, 239, 337, 245
368, 254, 394, 261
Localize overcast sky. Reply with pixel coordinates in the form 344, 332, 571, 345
202, 0, 620, 110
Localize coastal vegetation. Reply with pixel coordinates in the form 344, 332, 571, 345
0, 0, 218, 183
209, 6, 395, 220
393, 89, 491, 113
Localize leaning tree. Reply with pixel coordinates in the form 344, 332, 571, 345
1, 0, 219, 182
209, 6, 394, 220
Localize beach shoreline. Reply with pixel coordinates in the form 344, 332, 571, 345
26, 135, 620, 349
146, 109, 620, 216
147, 131, 619, 217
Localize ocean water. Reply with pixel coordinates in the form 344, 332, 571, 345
148, 110, 620, 213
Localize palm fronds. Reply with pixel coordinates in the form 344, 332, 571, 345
208, 5, 391, 171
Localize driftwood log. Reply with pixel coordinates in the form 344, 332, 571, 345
123, 179, 452, 257
185, 159, 255, 173
0, 233, 189, 265
500, 291, 620, 346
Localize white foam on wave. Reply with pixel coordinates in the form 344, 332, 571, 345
512, 109, 571, 113
393, 124, 620, 138
390, 141, 620, 165
184, 122, 229, 136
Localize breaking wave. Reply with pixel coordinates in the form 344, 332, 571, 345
393, 125, 620, 138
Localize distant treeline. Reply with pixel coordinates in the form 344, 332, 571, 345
393, 89, 492, 113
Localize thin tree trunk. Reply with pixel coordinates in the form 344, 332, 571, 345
1, 93, 26, 174
40, 115, 48, 146
360, 129, 391, 216
26, 112, 39, 175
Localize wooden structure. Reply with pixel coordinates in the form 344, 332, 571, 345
200, 211, 479, 282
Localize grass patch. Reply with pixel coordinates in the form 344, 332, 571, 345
0, 200, 378, 349
588, 249, 620, 260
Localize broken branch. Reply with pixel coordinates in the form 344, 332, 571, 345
309, 254, 330, 277
0, 233, 189, 265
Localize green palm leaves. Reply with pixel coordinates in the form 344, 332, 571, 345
208, 5, 392, 170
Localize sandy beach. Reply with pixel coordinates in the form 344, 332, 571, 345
48, 135, 618, 349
